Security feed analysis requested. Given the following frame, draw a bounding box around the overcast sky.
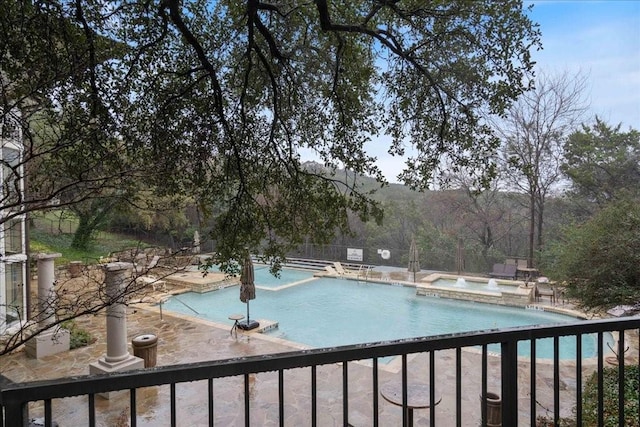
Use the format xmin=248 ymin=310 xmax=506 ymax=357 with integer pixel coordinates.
xmin=368 ymin=0 xmax=640 ymax=182
xmin=529 ymin=0 xmax=640 ymax=128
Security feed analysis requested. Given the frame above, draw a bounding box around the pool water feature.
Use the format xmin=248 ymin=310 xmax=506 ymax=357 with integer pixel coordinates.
xmin=162 ymin=275 xmax=609 ymax=360
xmin=433 ymin=277 xmax=514 ymax=294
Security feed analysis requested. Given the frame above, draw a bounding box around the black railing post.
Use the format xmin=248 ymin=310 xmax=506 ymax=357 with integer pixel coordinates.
xmin=1 ymin=402 xmax=27 ymax=427
xmin=1 ymin=375 xmax=27 ymax=427
xmin=501 ymin=339 xmax=518 ymax=426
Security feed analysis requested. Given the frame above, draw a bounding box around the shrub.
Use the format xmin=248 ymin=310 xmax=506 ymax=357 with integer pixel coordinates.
xmin=546 ymin=199 xmax=640 ymax=310
xmin=61 ymin=320 xmax=96 ymax=349
xmin=582 ymin=364 xmax=639 ymax=426
xmin=535 ymin=415 xmax=575 ymax=426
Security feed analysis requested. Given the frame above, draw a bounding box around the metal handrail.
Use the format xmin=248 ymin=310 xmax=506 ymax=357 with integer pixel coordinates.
xmin=2 ymin=317 xmax=640 ymax=426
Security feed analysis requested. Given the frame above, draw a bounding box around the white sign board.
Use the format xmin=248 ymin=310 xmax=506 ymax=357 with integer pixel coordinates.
xmin=346 ymin=248 xmax=363 ymax=262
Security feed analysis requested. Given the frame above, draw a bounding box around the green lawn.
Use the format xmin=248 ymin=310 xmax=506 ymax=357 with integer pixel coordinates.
xmin=29 ymin=211 xmax=148 ymax=264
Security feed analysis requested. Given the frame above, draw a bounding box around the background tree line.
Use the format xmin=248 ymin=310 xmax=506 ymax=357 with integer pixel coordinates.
xmin=90 ymin=112 xmax=639 ymax=314
xmin=27 ymin=67 xmax=638 ymax=312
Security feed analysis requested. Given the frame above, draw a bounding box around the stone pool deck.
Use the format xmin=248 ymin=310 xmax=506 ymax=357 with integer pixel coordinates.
xmin=2 ymin=279 xmax=637 ymax=426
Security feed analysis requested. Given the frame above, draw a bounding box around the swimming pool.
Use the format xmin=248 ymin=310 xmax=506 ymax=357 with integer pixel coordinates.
xmin=163 ymin=270 xmax=609 ymax=359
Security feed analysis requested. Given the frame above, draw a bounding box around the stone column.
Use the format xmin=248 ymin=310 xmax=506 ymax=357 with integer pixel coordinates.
xmin=26 ymin=253 xmax=70 ymax=358
xmin=90 ymin=262 xmax=144 ymax=398
xmin=104 ymin=262 xmax=132 ymax=362
xmin=37 ymin=254 xmax=59 ymax=324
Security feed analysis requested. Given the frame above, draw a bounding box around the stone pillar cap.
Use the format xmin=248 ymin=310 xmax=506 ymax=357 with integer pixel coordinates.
xmin=102 ymin=262 xmax=133 ymax=272
xmin=34 ymin=253 xmax=62 ymax=260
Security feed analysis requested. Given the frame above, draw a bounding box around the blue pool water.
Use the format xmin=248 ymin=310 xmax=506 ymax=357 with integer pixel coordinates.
xmin=204 ymin=264 xmax=316 ymax=289
xmin=164 ymin=271 xmax=609 ymax=359
xmin=251 ymin=266 xmax=316 ymax=289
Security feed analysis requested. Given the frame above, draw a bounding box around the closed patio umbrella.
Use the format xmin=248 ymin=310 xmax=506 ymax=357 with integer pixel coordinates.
xmin=408 ymin=236 xmax=420 ymax=282
xmin=238 ymin=253 xmax=259 ymax=330
xmin=193 ymin=230 xmax=200 ymax=254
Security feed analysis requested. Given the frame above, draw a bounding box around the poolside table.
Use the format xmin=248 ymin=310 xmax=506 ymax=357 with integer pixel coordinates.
xmin=228 ymin=314 xmax=245 ymax=338
xmin=380 ymin=383 xmax=441 ymax=427
xmin=516 ymin=267 xmax=539 ymax=281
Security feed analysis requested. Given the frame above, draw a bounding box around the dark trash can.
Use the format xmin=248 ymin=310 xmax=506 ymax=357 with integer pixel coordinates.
xmin=132 ymin=334 xmax=158 ymax=368
xmin=68 ymin=261 xmax=83 ymax=278
xmin=481 ymin=392 xmax=502 ymax=427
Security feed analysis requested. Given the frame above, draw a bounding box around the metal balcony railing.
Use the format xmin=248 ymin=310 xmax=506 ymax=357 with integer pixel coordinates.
xmin=2 ymin=317 xmax=639 ymax=426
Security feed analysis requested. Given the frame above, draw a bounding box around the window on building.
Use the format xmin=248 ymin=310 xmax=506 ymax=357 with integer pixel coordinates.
xmin=4 ymin=262 xmax=25 ymax=323
xmin=4 ymin=218 xmax=23 ymax=254
xmin=1 ymin=115 xmax=21 ymax=140
xmin=2 ymin=146 xmax=21 ymax=204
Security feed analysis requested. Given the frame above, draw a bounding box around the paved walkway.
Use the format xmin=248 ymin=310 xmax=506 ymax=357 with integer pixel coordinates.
xmin=2 ymin=280 xmax=637 ymax=426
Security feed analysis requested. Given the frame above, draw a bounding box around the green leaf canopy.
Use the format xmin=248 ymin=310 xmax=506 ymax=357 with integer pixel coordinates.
xmin=1 ymin=0 xmax=540 ymax=264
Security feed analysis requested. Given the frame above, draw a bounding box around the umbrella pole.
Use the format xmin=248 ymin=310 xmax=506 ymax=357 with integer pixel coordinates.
xmin=246 ymin=301 xmax=250 ymax=324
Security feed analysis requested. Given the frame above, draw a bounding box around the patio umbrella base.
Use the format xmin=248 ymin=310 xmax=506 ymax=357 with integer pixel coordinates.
xmin=237 ymin=320 xmax=260 ymax=331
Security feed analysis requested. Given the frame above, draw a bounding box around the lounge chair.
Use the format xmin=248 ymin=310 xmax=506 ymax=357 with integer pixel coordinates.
xmin=333 ymin=262 xmax=348 ymax=275
xmin=488 ymin=263 xmax=517 ymax=280
xmin=136 ymin=275 xmax=167 ymax=292
xmin=535 ymin=283 xmax=556 ymax=304
xmin=324 ymin=265 xmax=339 ymax=275
xmin=134 ymin=255 xmax=160 ymax=274
xmin=147 ymin=255 xmax=160 ymax=269
xmin=333 ymin=262 xmax=359 ymax=277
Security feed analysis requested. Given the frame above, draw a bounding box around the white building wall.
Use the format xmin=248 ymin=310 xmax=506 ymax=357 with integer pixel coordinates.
xmin=1 ymin=108 xmax=27 ymax=334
